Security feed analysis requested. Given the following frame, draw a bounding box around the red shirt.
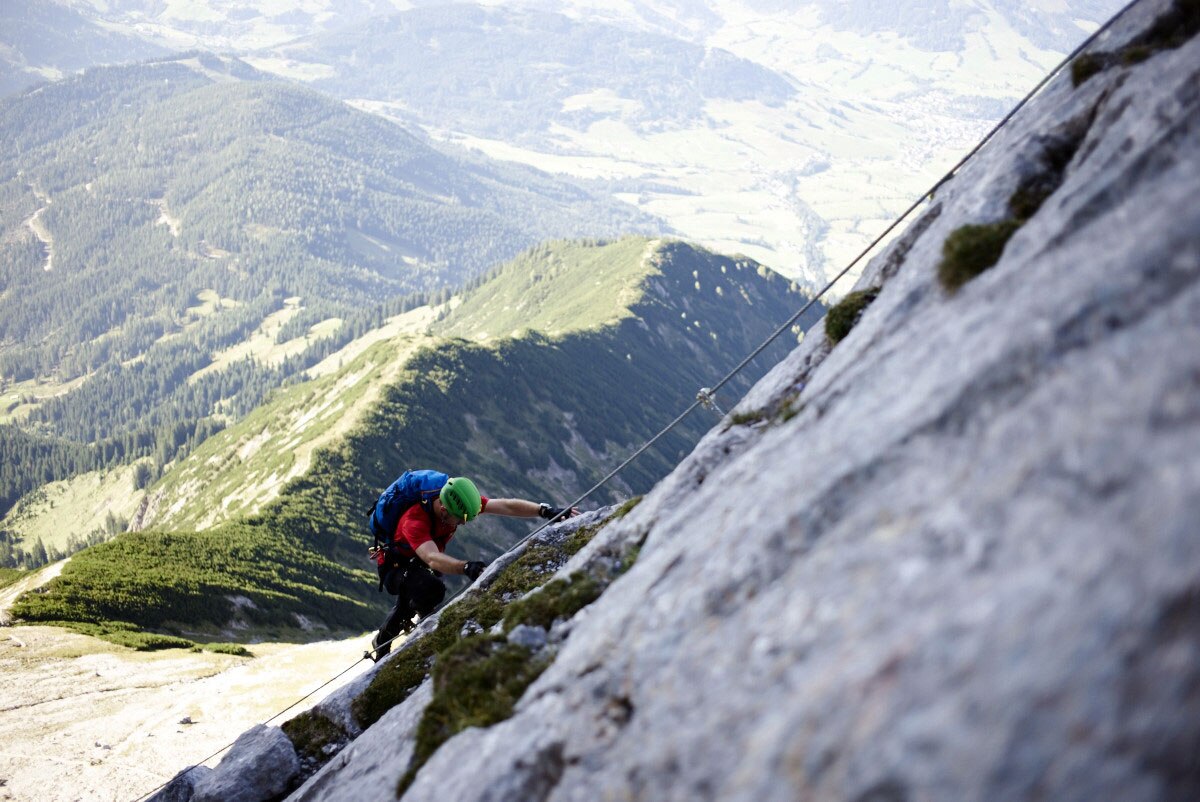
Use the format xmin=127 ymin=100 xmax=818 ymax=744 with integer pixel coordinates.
xmin=386 ymin=496 xmax=490 ymax=560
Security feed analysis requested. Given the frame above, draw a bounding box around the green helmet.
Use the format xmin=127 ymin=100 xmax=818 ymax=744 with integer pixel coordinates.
xmin=440 ymin=476 xmax=482 ymax=522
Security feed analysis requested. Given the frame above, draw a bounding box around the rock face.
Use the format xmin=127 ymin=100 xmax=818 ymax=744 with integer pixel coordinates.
xmin=150 ymin=725 xmax=300 ymax=802
xmin=391 ymin=2 xmax=1199 ymax=798
xmin=167 ymin=1 xmax=1200 ymax=799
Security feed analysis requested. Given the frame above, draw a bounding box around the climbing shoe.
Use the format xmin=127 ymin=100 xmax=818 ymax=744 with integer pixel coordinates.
xmin=367 ymin=631 xmax=391 ymax=663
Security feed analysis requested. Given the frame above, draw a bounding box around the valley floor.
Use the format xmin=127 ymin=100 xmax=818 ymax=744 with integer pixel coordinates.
xmin=0 ymin=626 xmax=373 ymax=802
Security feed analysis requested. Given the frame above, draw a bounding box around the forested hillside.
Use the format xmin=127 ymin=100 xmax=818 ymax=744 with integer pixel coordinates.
xmin=0 ymin=54 xmax=649 ymax=382
xmin=10 ymin=238 xmax=823 ymax=645
xmin=0 ymin=53 xmax=653 ymax=539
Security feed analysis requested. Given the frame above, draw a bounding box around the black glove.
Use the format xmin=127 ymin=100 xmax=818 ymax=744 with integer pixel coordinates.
xmin=538 ymin=503 xmax=570 ymax=521
xmin=464 ymin=560 xmax=486 ymax=581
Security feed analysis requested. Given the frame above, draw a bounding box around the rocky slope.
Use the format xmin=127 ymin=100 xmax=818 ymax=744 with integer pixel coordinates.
xmin=149 ymin=0 xmax=1200 ymax=799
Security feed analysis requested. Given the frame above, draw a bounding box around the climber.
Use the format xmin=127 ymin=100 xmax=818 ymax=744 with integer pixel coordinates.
xmin=367 ymin=471 xmax=578 ymax=661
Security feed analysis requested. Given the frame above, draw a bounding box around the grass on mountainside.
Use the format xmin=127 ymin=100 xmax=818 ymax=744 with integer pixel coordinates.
xmin=397 ymin=636 xmax=551 ymax=793
xmin=350 ymin=518 xmax=605 ymax=730
xmin=18 ymin=619 xmax=255 ymax=652
xmin=0 ymin=567 xmax=26 ymax=589
xmin=280 ymin=504 xmax=649 ymax=784
xmin=433 ymin=236 xmax=656 ymax=341
xmin=146 ymin=334 xmax=429 ymax=531
xmin=501 ymin=573 xmax=601 ymax=632
xmin=394 ymin=535 xmax=621 ymax=796
xmin=1 ymin=463 xmax=145 ymax=564
xmin=10 ymin=517 xmax=379 ymax=642
xmin=282 ymin=709 xmax=351 ymax=773
xmin=0 ymin=374 xmax=91 ymax=425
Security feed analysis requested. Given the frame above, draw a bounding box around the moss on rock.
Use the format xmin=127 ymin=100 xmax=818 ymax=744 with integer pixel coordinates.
xmin=825 ymin=288 xmax=881 ymax=344
xmin=937 ymin=221 xmax=1022 ymax=293
xmin=1071 ymin=52 xmax=1111 ymax=86
xmin=281 ymin=709 xmax=349 ymax=772
xmin=397 ymin=636 xmax=550 ymax=796
xmin=613 ymin=496 xmax=644 ymax=519
xmin=351 ymin=638 xmax=436 ymax=729
xmin=502 ymin=573 xmax=602 ymax=633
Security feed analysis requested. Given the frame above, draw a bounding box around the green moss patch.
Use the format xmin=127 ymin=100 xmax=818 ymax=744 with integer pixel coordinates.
xmin=614 ymin=496 xmax=644 ymax=519
xmin=937 ymin=221 xmax=1022 ymax=293
xmin=619 ymin=544 xmax=643 ymax=574
xmin=431 ymin=593 xmax=506 ymax=650
xmin=562 ymin=518 xmax=608 ymax=557
xmin=486 ymin=543 xmax=568 ymax=599
xmin=825 ymin=288 xmax=881 ymax=344
xmin=778 ymin=394 xmax=805 ymax=424
xmin=730 ymin=408 xmax=769 ymax=426
xmin=351 ymin=638 xmax=436 ymax=729
xmin=502 ymin=573 xmax=602 ymax=633
xmin=398 ymin=636 xmax=550 ymax=796
xmin=1071 ymin=52 xmax=1112 ymax=87
xmin=939 ymin=127 xmax=1084 ymax=295
xmin=281 ymin=709 xmax=349 ymax=772
xmin=1072 ymin=0 xmax=1199 ymax=86
xmin=357 ymin=519 xmax=617 ymax=791
xmin=1009 ymin=177 xmax=1057 ymax=222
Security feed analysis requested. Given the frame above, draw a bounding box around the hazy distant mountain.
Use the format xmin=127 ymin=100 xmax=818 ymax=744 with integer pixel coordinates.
xmin=0 ymin=0 xmax=168 ymax=96
xmin=269 ymin=5 xmax=795 ymax=144
xmin=21 ymin=1 xmax=1126 ymax=285
xmin=240 ymin=0 xmax=1125 ymax=286
xmin=733 ymin=0 xmax=1118 ymax=50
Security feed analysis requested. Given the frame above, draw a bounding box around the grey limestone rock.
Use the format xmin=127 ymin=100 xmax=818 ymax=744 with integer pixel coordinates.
xmin=288 ymin=680 xmax=433 ymax=801
xmin=382 ymin=3 xmax=1200 ymax=801
xmin=192 ymin=725 xmax=300 ymax=802
xmin=147 ymin=766 xmax=212 ymax=802
xmin=507 ymin=624 xmax=550 ymax=651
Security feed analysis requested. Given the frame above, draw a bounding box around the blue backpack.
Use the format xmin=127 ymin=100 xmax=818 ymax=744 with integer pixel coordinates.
xmin=368 ymin=469 xmax=448 ymax=552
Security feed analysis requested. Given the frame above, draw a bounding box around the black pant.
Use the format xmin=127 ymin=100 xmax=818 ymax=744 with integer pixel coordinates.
xmin=376 ymin=557 xmax=446 ymax=644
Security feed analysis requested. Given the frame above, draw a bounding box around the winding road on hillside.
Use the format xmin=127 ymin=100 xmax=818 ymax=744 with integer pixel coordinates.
xmin=23 ymin=188 xmax=53 ymax=272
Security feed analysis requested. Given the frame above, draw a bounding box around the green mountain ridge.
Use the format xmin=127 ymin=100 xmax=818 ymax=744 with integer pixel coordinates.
xmin=0 ymin=52 xmax=655 ymax=531
xmin=432 ymin=237 xmax=656 ymax=340
xmin=9 ymin=237 xmax=824 ymax=646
